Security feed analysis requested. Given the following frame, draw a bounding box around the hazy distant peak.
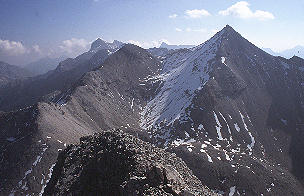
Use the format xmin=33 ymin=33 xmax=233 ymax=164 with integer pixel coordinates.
xmin=90 ymin=38 xmax=108 ymax=51
xmin=159 ymin=42 xmax=169 ymax=47
xmin=113 ymin=40 xmax=124 ymax=46
xmin=159 ymin=42 xmax=195 ymax=50
xmin=90 ymin=38 xmax=124 ymax=52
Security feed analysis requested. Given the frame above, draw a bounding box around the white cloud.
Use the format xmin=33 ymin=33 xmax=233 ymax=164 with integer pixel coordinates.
xmin=169 ymin=14 xmax=178 ymax=19
xmin=128 ymin=39 xmax=169 ymax=48
xmin=211 ymin=29 xmax=219 ymax=34
xmin=186 ymin=28 xmax=192 ymax=32
xmin=0 ymin=39 xmax=27 ymax=56
xmin=59 ymin=38 xmax=90 ymax=57
xmin=175 ymin=28 xmax=182 ymax=32
xmin=219 ymin=1 xmax=274 ymax=21
xmin=185 ymin=9 xmax=211 ymax=18
xmin=0 ymin=38 xmax=91 ymax=64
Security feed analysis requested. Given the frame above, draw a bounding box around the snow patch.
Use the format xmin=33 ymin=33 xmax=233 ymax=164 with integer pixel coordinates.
xmin=239 ymin=111 xmax=255 ymax=155
xmin=172 ymin=138 xmax=195 ymax=147
xmin=6 ymin=137 xmax=16 ymax=142
xmin=234 ymin=123 xmax=240 ymax=132
xmin=198 ymin=124 xmax=205 ymax=130
xmin=130 ymin=98 xmax=134 ymax=111
xmin=33 ymin=155 xmax=42 ymax=166
xmin=200 ymin=148 xmax=213 ymax=163
xmin=229 ymin=186 xmax=236 ymax=196
xmin=221 ymin=57 xmax=227 ymax=66
xmin=213 ymin=111 xmax=223 ymax=140
xmin=57 ymin=139 xmax=63 ymax=144
xmin=219 ymin=112 xmax=232 ymax=141
xmin=224 ymin=151 xmax=231 ymax=161
xmin=140 ymin=32 xmax=222 ymax=130
xmin=247 ymin=132 xmax=255 ymax=155
xmin=39 ymin=163 xmax=55 ymax=196
xmin=207 ymin=154 xmax=213 ymax=163
xmin=201 ymin=144 xmax=208 ymax=148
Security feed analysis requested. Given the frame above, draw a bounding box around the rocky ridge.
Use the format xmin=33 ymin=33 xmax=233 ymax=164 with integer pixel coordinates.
xmin=43 ymin=130 xmax=216 ymax=196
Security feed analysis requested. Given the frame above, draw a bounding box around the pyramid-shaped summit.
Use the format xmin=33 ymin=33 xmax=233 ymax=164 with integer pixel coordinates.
xmin=214 ymin=25 xmax=247 ymax=44
xmin=90 ymin=38 xmax=108 ymax=51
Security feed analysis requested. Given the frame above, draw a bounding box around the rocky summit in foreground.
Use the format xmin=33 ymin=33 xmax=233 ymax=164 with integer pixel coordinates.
xmin=43 ymin=130 xmax=216 ymax=196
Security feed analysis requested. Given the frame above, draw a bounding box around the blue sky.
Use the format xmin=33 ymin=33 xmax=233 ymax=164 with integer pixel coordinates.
xmin=0 ymin=0 xmax=303 ymax=64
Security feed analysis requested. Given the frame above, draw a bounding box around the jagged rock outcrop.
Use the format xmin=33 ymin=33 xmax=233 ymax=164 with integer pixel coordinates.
xmin=43 ymin=130 xmax=216 ymax=196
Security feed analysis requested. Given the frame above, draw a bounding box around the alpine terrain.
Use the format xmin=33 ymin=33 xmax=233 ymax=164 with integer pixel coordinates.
xmin=0 ymin=25 xmax=304 ymax=196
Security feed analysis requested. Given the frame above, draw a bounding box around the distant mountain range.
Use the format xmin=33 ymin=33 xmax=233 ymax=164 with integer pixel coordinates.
xmin=159 ymin=42 xmax=195 ymax=50
xmin=20 ymin=56 xmax=67 ymax=76
xmin=0 ymin=61 xmax=33 ymax=86
xmin=0 ymin=38 xmax=124 ymax=111
xmin=262 ymin=45 xmax=304 ymax=59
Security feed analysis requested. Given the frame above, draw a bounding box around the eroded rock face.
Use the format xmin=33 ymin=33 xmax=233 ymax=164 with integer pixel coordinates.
xmin=43 ymin=130 xmax=216 ymax=196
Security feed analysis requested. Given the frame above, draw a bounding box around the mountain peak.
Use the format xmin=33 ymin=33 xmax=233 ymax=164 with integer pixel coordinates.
xmin=224 ymin=24 xmax=233 ymax=29
xmin=90 ymin=38 xmax=124 ymax=52
xmin=160 ymin=42 xmax=169 ymax=47
xmin=220 ymin=24 xmax=238 ymax=36
xmin=290 ymin=55 xmax=304 ymax=65
xmin=113 ymin=40 xmax=123 ymax=45
xmin=90 ymin=38 xmax=107 ymax=51
xmin=212 ymin=24 xmax=252 ymax=52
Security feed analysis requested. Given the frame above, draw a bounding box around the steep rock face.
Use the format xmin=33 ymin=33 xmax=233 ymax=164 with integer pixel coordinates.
xmin=43 ymin=130 xmax=216 ymax=196
xmin=54 ymin=44 xmax=162 ymax=134
xmin=140 ymin=25 xmax=304 ymax=195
